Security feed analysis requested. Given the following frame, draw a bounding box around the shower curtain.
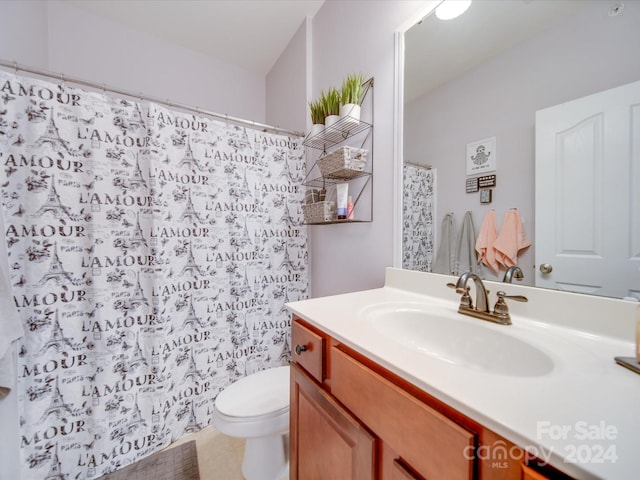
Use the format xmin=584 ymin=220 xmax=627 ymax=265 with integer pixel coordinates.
xmin=0 ymin=70 xmax=307 ymax=479
xmin=402 ymin=164 xmax=436 ymax=272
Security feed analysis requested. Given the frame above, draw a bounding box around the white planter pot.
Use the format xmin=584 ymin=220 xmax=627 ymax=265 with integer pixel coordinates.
xmin=310 ymin=123 xmax=325 ymax=137
xmin=340 ymin=103 xmax=361 ymax=122
xmin=325 ymin=115 xmax=340 ymax=128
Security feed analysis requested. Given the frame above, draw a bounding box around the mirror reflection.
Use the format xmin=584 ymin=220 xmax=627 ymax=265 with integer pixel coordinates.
xmin=402 ymin=0 xmax=640 ymax=300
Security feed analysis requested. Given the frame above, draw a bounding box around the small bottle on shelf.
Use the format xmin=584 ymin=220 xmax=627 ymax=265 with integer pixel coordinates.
xmin=347 ymin=195 xmax=354 ymax=220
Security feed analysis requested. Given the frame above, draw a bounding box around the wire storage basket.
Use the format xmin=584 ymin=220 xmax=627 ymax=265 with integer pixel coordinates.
xmin=302 ymin=201 xmax=336 ymax=224
xmin=317 ymin=146 xmax=368 ymax=179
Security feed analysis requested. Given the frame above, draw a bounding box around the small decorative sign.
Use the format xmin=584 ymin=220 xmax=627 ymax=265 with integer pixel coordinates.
xmin=466 ymin=136 xmax=497 ymax=176
xmin=480 ymin=188 xmax=493 ymax=204
xmin=465 ymin=177 xmax=479 ymax=193
xmin=478 ymin=174 xmax=496 ymax=188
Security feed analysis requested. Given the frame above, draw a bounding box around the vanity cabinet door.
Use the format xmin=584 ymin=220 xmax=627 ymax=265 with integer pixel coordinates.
xmin=392 ymin=460 xmax=424 ymax=480
xmin=290 ymin=362 xmax=376 ymax=480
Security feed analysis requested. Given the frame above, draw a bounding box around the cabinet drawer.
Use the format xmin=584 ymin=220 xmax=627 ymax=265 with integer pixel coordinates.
xmin=291 ymin=320 xmax=325 ymax=382
xmin=331 ymin=346 xmax=474 ymax=480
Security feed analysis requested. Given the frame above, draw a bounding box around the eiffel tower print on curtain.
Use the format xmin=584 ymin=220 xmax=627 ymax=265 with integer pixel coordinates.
xmin=40 ymin=310 xmax=76 ymax=354
xmin=181 ymin=296 xmax=206 ymax=330
xmin=129 ymin=272 xmax=149 ymax=309
xmin=179 ymin=190 xmax=204 ymax=223
xmin=33 ymin=175 xmax=73 ymax=219
xmin=40 ymin=377 xmax=75 ymax=422
xmin=278 ymin=201 xmax=296 ymax=228
xmin=184 ymin=401 xmax=202 ymax=434
xmin=130 ymin=213 xmax=148 ymax=248
xmin=130 ymin=154 xmax=148 ymax=190
xmin=230 ymin=167 xmax=252 ymax=200
xmin=180 ymin=244 xmax=206 ymax=277
xmin=35 ymin=109 xmax=72 ymax=154
xmin=43 ymin=445 xmax=66 ymax=480
xmin=38 ymin=244 xmax=78 ymax=286
xmin=126 ymin=332 xmax=148 ymax=370
xmin=183 ymin=350 xmax=206 ymax=383
xmin=179 ymin=136 xmax=205 ymax=171
xmin=126 ymin=395 xmax=147 ymax=434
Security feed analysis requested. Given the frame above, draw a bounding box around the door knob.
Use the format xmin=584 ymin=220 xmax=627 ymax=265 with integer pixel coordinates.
xmin=294 ymin=344 xmax=308 ymax=355
xmin=539 ymin=263 xmax=553 ymax=274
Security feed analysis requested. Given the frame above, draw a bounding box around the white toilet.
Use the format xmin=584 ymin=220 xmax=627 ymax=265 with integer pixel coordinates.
xmin=212 ymin=365 xmax=290 ymax=480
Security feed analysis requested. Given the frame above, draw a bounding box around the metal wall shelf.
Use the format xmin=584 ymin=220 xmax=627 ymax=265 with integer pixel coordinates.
xmin=301 ymin=78 xmax=374 ymax=225
xmin=304 ymin=219 xmax=372 ymax=226
xmin=303 ymin=172 xmax=371 ymax=189
xmin=303 ymin=117 xmax=372 ymax=150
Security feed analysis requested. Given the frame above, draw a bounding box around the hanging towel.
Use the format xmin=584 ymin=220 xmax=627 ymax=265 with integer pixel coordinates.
xmin=433 ymin=213 xmax=456 ymax=275
xmin=0 ymin=207 xmax=22 ymax=398
xmin=455 ymin=211 xmax=478 ymax=275
xmin=475 ymin=209 xmax=500 ymax=275
xmin=494 ymin=209 xmax=531 ymax=268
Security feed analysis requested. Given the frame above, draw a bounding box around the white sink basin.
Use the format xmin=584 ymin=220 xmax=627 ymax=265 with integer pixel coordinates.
xmin=360 ymin=303 xmax=555 ymax=377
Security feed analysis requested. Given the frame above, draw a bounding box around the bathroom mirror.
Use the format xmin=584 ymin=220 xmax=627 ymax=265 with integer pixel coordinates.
xmin=399 ymin=0 xmax=640 ymax=300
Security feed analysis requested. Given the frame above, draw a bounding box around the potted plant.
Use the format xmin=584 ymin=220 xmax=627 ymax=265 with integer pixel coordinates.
xmin=340 ymin=73 xmax=365 ymax=124
xmin=309 ymin=99 xmax=325 ymax=137
xmin=322 ymin=87 xmax=341 ymax=128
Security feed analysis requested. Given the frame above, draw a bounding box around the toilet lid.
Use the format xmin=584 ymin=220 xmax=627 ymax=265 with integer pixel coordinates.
xmin=215 ymin=366 xmax=290 ymax=417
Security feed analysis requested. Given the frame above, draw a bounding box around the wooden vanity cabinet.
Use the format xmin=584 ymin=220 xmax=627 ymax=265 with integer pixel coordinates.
xmin=290 ymin=317 xmax=573 ymax=480
xmin=291 ymin=363 xmax=376 ymax=479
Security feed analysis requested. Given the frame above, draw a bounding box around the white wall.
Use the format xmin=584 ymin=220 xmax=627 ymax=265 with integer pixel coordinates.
xmin=266 ymin=18 xmax=309 ymax=134
xmin=404 ymin=0 xmax=640 ymax=283
xmin=307 ymin=1 xmax=426 ymax=297
xmin=0 ymin=0 xmax=266 ymax=122
xmin=0 ymin=0 xmax=49 ymax=67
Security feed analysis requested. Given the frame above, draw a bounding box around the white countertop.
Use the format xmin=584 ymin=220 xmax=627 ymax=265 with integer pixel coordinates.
xmin=286 ymin=268 xmax=640 ymax=480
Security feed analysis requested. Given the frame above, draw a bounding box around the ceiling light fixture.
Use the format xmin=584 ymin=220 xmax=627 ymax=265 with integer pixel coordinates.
xmin=435 ymin=0 xmax=472 ymax=20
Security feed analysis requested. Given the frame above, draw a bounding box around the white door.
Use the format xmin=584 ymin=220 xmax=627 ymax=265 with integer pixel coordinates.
xmin=535 ymin=80 xmax=640 ymax=299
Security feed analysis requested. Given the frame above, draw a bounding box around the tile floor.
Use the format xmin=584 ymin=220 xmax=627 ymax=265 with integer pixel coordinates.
xmin=166 ymin=426 xmax=289 ymax=480
xmin=166 ymin=426 xmax=245 ymax=479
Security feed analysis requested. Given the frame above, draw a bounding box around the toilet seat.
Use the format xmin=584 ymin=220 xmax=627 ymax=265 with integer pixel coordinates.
xmin=214 ymin=405 xmax=288 ymax=423
xmin=215 ymin=365 xmax=290 ymax=418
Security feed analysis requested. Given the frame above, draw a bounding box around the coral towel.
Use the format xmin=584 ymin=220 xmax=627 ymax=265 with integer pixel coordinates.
xmin=494 ymin=209 xmax=531 ymax=268
xmin=475 ymin=209 xmax=499 ymax=275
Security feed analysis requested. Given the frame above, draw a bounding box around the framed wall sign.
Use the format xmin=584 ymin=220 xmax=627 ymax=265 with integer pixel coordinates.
xmin=466 ymin=136 xmax=496 ymax=176
xmin=465 ymin=177 xmax=479 ymax=193
xmin=478 ymin=174 xmax=497 ymax=188
xmin=480 ymin=188 xmax=493 ymax=204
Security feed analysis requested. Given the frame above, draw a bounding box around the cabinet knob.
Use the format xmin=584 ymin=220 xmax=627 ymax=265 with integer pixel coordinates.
xmin=295 ymin=344 xmax=308 ymax=355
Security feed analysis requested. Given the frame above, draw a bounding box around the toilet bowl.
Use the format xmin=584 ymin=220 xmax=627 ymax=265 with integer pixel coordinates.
xmin=212 ymin=365 xmax=290 ymax=480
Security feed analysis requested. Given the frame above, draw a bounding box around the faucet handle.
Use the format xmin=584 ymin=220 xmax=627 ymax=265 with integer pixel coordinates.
xmin=447 ymin=283 xmax=473 ymax=308
xmin=496 ymin=291 xmax=528 ymax=302
xmin=493 ymin=291 xmax=528 ymax=321
xmin=448 ymin=282 xmax=473 ymax=308
xmin=459 ymin=287 xmax=472 ymax=308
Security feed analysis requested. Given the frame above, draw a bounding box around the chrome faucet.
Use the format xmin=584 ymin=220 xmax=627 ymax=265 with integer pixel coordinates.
xmin=502 ymin=266 xmax=524 ymax=283
xmin=448 ymin=272 xmax=528 ymax=325
xmin=454 ymin=272 xmax=490 ymax=313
